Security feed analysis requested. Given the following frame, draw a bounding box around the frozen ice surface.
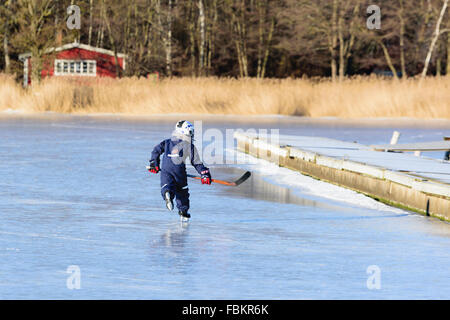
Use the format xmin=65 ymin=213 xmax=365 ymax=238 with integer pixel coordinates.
xmin=0 ymin=114 xmax=449 ymax=299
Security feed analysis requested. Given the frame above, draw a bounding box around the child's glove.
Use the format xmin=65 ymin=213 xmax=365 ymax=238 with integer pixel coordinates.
xmin=201 ymin=169 xmax=211 ymax=185
xmin=148 ymin=161 xmax=160 ymax=174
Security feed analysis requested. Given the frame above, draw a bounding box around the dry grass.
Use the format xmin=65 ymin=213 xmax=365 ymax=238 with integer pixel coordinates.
xmin=0 ymin=74 xmax=25 ymax=112
xmin=1 ymin=74 xmax=449 ymax=118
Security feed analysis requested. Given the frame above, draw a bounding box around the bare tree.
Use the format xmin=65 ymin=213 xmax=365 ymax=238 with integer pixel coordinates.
xmin=101 ymin=0 xmax=120 ymax=77
xmin=88 ymin=0 xmax=94 ymax=45
xmin=156 ymin=0 xmax=174 ymax=76
xmin=198 ymin=0 xmax=205 ymax=74
xmin=1 ymin=0 xmax=13 ymax=74
xmin=14 ymin=0 xmax=56 ymax=83
xmin=225 ymin=0 xmax=250 ymax=77
xmin=359 ymin=1 xmax=402 ymax=79
xmin=398 ymin=0 xmax=407 ymax=77
xmin=256 ymin=0 xmax=276 ymax=79
xmin=421 ymin=0 xmax=449 ymax=78
xmin=337 ymin=1 xmax=360 ymax=81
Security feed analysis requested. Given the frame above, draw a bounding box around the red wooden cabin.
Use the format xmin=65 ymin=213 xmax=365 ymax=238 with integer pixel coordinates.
xmin=19 ymin=42 xmax=127 ymax=87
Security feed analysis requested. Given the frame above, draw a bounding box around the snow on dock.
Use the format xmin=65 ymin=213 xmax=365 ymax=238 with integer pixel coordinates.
xmin=371 ymin=141 xmax=450 ymax=152
xmin=234 ymin=132 xmax=450 ymax=221
xmin=279 ymin=135 xmax=450 ymax=184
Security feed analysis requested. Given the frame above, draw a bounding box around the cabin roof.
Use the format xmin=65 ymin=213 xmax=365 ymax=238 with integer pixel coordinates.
xmin=19 ymin=42 xmax=127 ymax=60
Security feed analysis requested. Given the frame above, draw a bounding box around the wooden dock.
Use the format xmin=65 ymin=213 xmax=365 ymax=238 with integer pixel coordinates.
xmin=234 ymin=132 xmax=450 ymax=221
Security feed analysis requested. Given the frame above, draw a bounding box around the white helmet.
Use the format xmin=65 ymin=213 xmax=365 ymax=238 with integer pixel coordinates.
xmin=175 ymin=120 xmax=194 ymax=139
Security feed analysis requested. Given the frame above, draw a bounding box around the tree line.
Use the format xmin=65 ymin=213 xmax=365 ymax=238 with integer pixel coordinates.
xmin=0 ymin=0 xmax=449 ymax=81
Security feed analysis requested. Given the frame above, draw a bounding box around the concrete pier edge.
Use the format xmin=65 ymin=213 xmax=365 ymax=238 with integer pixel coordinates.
xmin=234 ymin=132 xmax=450 ymax=222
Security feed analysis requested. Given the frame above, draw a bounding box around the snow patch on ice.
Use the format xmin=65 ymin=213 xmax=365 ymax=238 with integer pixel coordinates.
xmin=226 ymin=148 xmax=407 ymax=214
xmin=1 ymin=108 xmax=27 ymax=114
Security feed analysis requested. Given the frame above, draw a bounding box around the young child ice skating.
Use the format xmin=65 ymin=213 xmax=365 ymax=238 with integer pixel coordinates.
xmin=148 ymin=120 xmax=211 ymax=219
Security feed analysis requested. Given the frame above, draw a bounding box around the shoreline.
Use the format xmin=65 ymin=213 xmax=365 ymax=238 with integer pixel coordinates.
xmin=2 ymin=110 xmax=450 ymax=128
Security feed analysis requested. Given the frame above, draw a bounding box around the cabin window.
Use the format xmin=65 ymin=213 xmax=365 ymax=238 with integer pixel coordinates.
xmin=88 ymin=62 xmax=95 ymax=74
xmin=55 ymin=62 xmax=61 ymax=73
xmin=54 ymin=59 xmax=96 ymax=76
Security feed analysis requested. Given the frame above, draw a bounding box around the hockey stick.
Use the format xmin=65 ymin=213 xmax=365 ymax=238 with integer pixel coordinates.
xmin=187 ymin=171 xmax=251 ymax=187
xmin=146 ymin=166 xmax=251 ymax=187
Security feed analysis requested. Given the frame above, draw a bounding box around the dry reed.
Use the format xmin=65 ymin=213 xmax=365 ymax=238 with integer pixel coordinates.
xmin=1 ymin=74 xmax=449 ymax=118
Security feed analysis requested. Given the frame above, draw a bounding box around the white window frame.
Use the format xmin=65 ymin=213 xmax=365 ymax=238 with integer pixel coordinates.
xmin=54 ymin=59 xmax=97 ymax=76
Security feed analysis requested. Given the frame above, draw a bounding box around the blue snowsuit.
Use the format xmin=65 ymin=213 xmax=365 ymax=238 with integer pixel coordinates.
xmin=150 ymin=136 xmax=208 ymax=212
